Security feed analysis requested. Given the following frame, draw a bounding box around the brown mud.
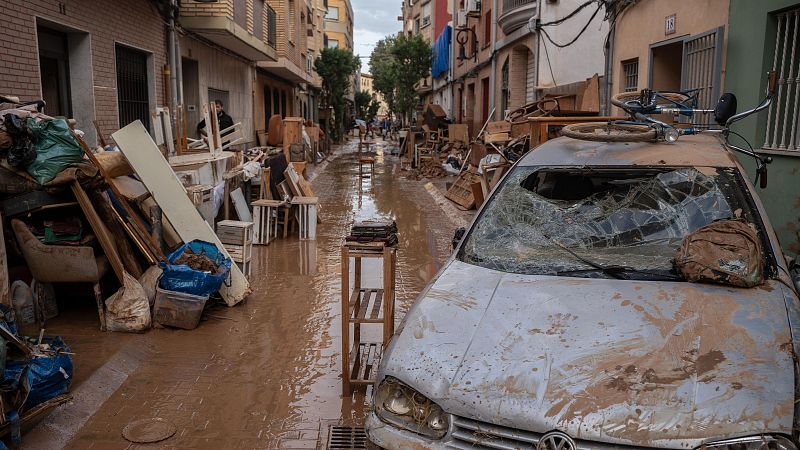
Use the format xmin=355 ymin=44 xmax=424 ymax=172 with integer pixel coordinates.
xmin=24 ymin=139 xmax=464 ymax=449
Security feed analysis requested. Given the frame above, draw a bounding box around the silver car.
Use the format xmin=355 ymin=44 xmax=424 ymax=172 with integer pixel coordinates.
xmin=366 ymin=135 xmax=800 ymax=450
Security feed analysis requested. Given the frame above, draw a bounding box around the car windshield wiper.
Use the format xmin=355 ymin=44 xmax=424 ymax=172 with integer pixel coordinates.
xmin=556 ymin=267 xmax=684 ymax=281
xmin=541 ymin=233 xmax=627 ymax=280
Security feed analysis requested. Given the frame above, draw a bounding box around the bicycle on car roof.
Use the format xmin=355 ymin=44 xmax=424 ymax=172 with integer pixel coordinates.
xmin=560 ymin=71 xmax=778 ymax=188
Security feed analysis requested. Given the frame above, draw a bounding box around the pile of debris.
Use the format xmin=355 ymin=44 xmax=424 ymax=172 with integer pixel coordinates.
xmin=346 ymin=221 xmax=398 ymax=247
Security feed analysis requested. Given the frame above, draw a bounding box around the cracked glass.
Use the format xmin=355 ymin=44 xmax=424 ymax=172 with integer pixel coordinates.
xmin=459 ymin=166 xmax=760 ymax=278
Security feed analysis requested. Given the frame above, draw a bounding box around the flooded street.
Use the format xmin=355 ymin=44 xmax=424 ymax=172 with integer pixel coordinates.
xmin=23 ymin=139 xmax=468 ymax=449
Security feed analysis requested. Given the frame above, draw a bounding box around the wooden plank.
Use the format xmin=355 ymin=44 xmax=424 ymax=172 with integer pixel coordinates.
xmin=448 ymin=124 xmax=469 ymax=144
xmin=0 ymin=213 xmax=8 ymax=305
xmin=230 ymin=188 xmax=252 ymax=222
xmin=486 ymin=120 xmax=512 ymax=134
xmin=71 ymin=182 xmax=125 ymax=283
xmin=484 ymin=132 xmax=510 ymax=144
xmin=113 ymin=121 xmax=250 ymax=307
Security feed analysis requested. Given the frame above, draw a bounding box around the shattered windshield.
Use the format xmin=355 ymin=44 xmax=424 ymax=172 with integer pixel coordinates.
xmin=459 ymin=166 xmax=760 ymax=279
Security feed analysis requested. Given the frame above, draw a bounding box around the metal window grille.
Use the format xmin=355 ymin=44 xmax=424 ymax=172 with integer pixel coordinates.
xmin=681 ymin=27 xmax=724 ymax=126
xmin=764 ymin=7 xmax=800 ymax=152
xmin=622 ymin=59 xmax=638 ymax=92
xmin=115 ymin=45 xmax=150 ymax=131
xmin=267 ymin=5 xmax=277 ymax=48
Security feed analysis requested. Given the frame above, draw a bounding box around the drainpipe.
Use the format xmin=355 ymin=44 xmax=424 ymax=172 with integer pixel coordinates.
xmin=168 ymin=0 xmax=179 ymax=115
xmin=176 ymin=25 xmax=183 ymax=106
xmin=533 ymin=0 xmax=542 ymax=101
xmin=488 ymin=0 xmax=498 ymax=120
xmin=602 ymin=14 xmax=615 ymax=116
xmin=449 ymin=0 xmax=455 ymax=119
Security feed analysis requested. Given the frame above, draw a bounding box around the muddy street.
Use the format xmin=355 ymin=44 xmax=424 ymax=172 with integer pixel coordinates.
xmin=22 ymin=139 xmax=466 ymax=449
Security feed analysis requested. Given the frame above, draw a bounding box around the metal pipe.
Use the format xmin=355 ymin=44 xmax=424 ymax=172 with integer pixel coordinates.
xmin=488 ymin=0 xmax=498 ymax=120
xmin=450 ymin=0 xmax=456 ymax=120
xmin=603 ymin=12 xmax=615 ymax=116
xmin=176 ymin=24 xmax=183 ymax=105
xmin=167 ymin=0 xmax=178 ymax=115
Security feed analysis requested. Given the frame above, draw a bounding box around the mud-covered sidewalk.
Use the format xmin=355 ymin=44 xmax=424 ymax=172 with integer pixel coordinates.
xmin=22 ymin=139 xmax=469 ymax=449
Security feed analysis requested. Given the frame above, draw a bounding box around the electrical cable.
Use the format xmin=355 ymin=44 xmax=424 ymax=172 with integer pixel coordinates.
xmin=538 ymin=0 xmax=598 ymax=27
xmin=541 ymin=37 xmax=557 ymax=88
xmin=538 ymin=2 xmax=603 ymax=49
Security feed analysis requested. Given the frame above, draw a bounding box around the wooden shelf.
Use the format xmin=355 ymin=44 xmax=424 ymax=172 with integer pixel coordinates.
xmin=349 ymin=288 xmax=385 ymax=323
xmin=349 ymin=342 xmax=383 ymax=385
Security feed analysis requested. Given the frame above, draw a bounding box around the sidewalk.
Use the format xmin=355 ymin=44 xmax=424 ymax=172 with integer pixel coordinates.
xmin=23 ymin=138 xmax=468 ymax=449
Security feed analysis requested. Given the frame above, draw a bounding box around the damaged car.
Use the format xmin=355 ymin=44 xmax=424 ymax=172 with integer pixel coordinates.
xmin=366 ymin=135 xmax=800 ymax=450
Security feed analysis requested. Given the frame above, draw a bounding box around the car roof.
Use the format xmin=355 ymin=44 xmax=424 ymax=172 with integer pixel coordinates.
xmin=518 ymin=134 xmax=738 ymax=168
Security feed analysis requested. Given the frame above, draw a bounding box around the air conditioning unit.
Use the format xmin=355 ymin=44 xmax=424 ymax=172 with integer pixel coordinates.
xmin=455 ymin=9 xmax=468 ymax=29
xmin=466 ymin=0 xmax=481 ymax=15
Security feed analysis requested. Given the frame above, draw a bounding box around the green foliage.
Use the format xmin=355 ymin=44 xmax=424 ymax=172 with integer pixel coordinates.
xmin=355 ymin=91 xmax=373 ymax=119
xmin=369 ymin=37 xmax=398 ymax=117
xmin=314 ymin=47 xmax=360 ymax=142
xmin=392 ymin=34 xmax=432 ymax=122
xmin=369 ymin=34 xmax=432 ymax=124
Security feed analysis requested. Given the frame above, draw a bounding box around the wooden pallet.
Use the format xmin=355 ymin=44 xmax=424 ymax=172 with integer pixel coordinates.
xmin=349 ymin=288 xmax=385 ymax=323
xmin=349 ymin=342 xmax=383 ymax=386
xmin=445 ymin=168 xmax=479 ymax=210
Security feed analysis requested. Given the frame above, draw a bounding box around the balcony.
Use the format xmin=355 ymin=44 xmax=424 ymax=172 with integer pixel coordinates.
xmin=497 ymin=0 xmax=537 ymax=35
xmin=180 ymin=0 xmax=276 ymax=61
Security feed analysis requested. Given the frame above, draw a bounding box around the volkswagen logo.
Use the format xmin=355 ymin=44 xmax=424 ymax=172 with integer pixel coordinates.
xmin=536 ymin=431 xmax=577 ymax=450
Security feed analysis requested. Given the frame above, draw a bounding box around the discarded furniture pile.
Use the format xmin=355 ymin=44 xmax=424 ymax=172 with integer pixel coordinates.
xmin=340 ymin=221 xmax=398 ymax=395
xmin=396 ymin=75 xmax=623 ymax=211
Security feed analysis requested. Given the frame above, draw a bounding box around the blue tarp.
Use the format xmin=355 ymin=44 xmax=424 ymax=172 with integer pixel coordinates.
xmin=432 ymin=26 xmax=452 ymax=79
xmin=160 ymin=240 xmax=232 ymax=297
xmin=3 ymin=337 xmax=73 ymax=410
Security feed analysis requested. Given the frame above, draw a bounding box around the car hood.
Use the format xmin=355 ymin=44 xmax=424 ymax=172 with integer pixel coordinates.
xmin=380 ymin=260 xmax=796 ymax=448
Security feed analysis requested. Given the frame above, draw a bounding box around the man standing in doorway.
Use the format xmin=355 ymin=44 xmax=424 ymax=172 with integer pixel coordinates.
xmin=197 ymin=99 xmax=234 ymax=143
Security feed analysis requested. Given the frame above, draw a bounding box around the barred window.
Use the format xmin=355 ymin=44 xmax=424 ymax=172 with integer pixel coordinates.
xmin=622 ymin=58 xmax=638 ymax=92
xmin=764 ymin=7 xmax=800 ymax=152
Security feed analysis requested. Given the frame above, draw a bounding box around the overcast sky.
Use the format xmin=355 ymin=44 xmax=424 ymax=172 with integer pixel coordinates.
xmin=352 ymin=0 xmax=403 ymax=72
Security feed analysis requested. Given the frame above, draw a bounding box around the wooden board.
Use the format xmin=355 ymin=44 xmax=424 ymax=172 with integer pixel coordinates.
xmin=484 ymin=132 xmax=510 ymax=144
xmin=486 ymin=121 xmax=512 ymax=134
xmin=282 ymin=117 xmax=304 ymax=163
xmin=445 ymin=168 xmax=479 ymax=210
xmin=71 ymin=182 xmax=125 ymax=283
xmin=230 ymin=188 xmax=253 ymax=222
xmin=113 ymin=121 xmax=250 ymax=306
xmin=0 ymin=213 xmax=8 ymax=305
xmin=448 ymin=124 xmax=469 ymax=144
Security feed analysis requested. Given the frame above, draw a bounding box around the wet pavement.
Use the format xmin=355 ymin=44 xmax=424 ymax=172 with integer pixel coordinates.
xmin=23 ymin=138 xmax=471 ymax=449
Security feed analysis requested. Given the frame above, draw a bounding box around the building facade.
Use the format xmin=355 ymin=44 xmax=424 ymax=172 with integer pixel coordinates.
xmin=359 ymin=73 xmax=389 ymax=118
xmin=0 ymin=0 xmax=169 ymax=146
xmin=325 ymin=0 xmax=354 ymax=50
xmin=724 ymin=0 xmax=800 ymax=257
xmin=607 ymin=0 xmax=730 ymax=116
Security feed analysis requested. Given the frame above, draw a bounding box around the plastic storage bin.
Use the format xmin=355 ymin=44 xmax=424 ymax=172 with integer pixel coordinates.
xmin=153 ymin=286 xmax=209 ymax=330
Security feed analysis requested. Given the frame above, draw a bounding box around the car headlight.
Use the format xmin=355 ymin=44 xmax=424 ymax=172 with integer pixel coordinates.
xmin=698 ymin=435 xmax=797 ymax=450
xmin=374 ymin=377 xmax=450 ymax=439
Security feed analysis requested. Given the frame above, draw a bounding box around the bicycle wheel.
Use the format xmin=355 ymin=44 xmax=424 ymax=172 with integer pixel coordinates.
xmin=560 ymin=122 xmax=657 ymax=143
xmin=611 ymin=91 xmax=693 ymax=111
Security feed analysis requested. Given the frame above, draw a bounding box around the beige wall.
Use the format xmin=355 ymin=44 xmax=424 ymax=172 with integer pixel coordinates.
xmin=612 ymin=0 xmax=730 ymax=97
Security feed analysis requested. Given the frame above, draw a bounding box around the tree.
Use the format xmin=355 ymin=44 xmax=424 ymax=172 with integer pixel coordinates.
xmin=314 ymin=47 xmax=360 ymax=142
xmin=369 ymin=37 xmax=398 ymax=118
xmin=355 ymin=91 xmax=373 ymax=119
xmin=391 ymin=34 xmax=432 ymax=123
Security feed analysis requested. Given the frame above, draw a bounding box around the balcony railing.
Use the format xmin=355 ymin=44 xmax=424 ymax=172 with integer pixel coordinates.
xmin=498 ymin=0 xmax=537 ymax=34
xmin=503 ymin=0 xmax=535 ymax=10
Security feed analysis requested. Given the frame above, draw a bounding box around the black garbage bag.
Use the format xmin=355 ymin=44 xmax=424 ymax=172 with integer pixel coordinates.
xmin=2 ymin=114 xmax=35 ymax=168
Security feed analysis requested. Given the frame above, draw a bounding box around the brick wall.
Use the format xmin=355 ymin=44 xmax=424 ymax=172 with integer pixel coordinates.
xmin=181 ymin=0 xmax=234 ymax=19
xmin=0 ymin=0 xmax=167 ymax=144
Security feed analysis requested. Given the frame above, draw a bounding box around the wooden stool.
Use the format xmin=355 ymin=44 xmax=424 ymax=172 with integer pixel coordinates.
xmin=359 ymin=157 xmax=375 ymax=178
xmin=252 ymin=199 xmax=286 ymax=245
xmin=291 ymin=197 xmax=319 ymax=240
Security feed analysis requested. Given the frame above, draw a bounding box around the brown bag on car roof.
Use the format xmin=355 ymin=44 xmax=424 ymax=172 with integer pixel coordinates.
xmin=674 ymin=219 xmax=764 ymax=288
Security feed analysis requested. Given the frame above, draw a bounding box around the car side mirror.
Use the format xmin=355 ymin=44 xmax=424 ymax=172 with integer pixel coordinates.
xmin=452 ymin=227 xmax=466 ymax=251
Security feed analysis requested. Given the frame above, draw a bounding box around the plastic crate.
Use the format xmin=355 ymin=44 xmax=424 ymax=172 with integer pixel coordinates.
xmin=153 ymin=286 xmax=209 ymax=330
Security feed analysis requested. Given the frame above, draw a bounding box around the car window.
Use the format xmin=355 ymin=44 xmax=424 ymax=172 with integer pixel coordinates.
xmin=458 ymin=166 xmax=767 ymax=279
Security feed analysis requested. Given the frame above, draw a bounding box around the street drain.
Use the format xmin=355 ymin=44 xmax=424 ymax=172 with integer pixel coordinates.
xmin=326 ymin=425 xmax=367 ymax=449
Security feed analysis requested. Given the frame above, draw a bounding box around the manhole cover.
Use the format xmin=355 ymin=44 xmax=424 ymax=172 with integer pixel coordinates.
xmin=326 ymin=425 xmax=367 ymax=449
xmin=122 ymin=418 xmax=177 ymax=443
